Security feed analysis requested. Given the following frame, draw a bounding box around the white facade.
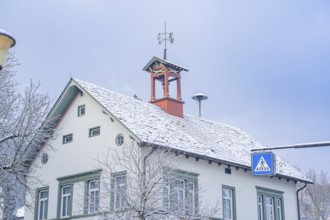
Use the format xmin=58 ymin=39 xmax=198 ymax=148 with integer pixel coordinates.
xmin=25 ymin=79 xmax=309 ymax=220
xmin=26 ymin=86 xmax=135 ymax=219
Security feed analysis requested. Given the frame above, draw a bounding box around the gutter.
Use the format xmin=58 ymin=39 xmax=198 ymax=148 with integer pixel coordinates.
xmin=296 ymin=182 xmax=307 ymax=220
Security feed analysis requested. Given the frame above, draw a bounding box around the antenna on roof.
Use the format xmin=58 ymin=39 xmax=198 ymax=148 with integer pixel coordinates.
xmin=192 ymin=93 xmax=208 ymax=118
xmin=158 ymin=22 xmax=174 ymax=60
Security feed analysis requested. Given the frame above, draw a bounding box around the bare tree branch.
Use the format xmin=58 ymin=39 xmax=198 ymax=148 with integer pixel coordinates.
xmin=0 ymin=51 xmax=55 ymax=220
xmin=0 ymin=134 xmax=18 ymax=145
xmin=91 ymin=140 xmax=219 ymax=220
xmin=299 ymin=169 xmax=330 ymax=220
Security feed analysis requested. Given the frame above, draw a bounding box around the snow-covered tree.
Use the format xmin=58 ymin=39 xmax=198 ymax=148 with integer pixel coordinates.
xmin=0 ymin=52 xmax=54 ymax=220
xmin=96 ymin=140 xmax=219 ymax=220
xmin=299 ymin=169 xmax=330 ymax=220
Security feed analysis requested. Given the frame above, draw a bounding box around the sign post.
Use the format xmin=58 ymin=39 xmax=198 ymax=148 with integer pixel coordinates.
xmin=251 ymin=152 xmax=276 ymax=176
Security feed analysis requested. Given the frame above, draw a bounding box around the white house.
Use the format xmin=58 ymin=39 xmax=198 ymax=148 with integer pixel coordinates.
xmin=25 ymin=56 xmax=311 ymax=220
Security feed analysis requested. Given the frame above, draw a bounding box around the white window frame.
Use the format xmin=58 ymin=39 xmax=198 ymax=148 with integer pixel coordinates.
xmin=60 ymin=185 xmax=72 ymax=218
xmin=265 ymin=196 xmax=275 ymax=220
xmin=113 ymin=173 xmax=126 ymax=210
xmin=78 ymin=104 xmax=85 ymax=117
xmin=222 ymin=186 xmax=236 ymax=220
xmin=37 ymin=189 xmax=48 ymax=220
xmin=258 ymin=195 xmax=264 ymax=220
xmin=89 ymin=126 xmax=100 ymax=137
xmin=256 ymin=187 xmax=284 ymax=220
xmin=186 ymin=180 xmax=197 ymax=215
xmin=173 ymin=179 xmax=185 ymax=214
xmin=163 ymin=170 xmax=199 ymax=216
xmin=88 ymin=180 xmax=100 ymax=213
xmin=62 ymin=134 xmax=73 ymax=144
xmin=276 ymin=199 xmax=283 ymax=220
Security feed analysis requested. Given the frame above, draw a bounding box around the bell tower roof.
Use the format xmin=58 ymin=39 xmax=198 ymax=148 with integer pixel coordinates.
xmin=143 ymin=56 xmax=189 ymax=73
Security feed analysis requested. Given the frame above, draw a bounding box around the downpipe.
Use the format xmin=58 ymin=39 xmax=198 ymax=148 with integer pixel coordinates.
xmin=296 ymin=182 xmax=307 ymax=220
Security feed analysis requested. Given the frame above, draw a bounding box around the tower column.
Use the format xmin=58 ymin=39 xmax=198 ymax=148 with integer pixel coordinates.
xmin=151 ymin=75 xmax=156 ymax=101
xmin=164 ymin=68 xmax=169 ymax=97
xmin=177 ymin=76 xmax=182 ymax=101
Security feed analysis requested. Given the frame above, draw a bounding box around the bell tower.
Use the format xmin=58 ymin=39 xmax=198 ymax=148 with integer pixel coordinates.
xmin=143 ymin=25 xmax=188 ymax=117
xmin=143 ymin=57 xmax=188 ymax=117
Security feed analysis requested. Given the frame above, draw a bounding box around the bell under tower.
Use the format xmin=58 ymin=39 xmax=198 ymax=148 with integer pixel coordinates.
xmin=143 ymin=57 xmax=188 ymax=118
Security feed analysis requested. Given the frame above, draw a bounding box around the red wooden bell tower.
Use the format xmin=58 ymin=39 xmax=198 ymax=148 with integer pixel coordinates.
xmin=143 ymin=56 xmax=189 ymax=118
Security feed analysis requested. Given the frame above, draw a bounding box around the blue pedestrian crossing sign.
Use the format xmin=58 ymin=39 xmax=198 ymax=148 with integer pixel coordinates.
xmin=251 ymin=152 xmax=276 ymax=176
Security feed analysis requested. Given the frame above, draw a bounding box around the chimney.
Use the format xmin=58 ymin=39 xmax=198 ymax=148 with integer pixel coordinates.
xmin=143 ymin=56 xmax=189 ymax=117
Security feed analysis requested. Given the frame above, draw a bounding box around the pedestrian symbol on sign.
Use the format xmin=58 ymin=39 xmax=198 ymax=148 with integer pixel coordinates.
xmin=254 ymin=156 xmax=271 ymax=172
xmin=251 ymin=152 xmax=276 ymax=176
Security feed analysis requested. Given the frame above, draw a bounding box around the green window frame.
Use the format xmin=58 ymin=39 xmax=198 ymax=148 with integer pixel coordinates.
xmin=222 ymin=185 xmax=236 ymax=220
xmin=85 ymin=179 xmax=100 ymax=214
xmin=35 ymin=187 xmax=49 ymax=220
xmin=163 ymin=169 xmax=199 ymax=216
xmin=78 ymin=104 xmax=85 ymax=117
xmin=89 ymin=126 xmax=100 ymax=137
xmin=256 ymin=186 xmax=284 ymax=220
xmin=110 ymin=171 xmax=127 ymax=211
xmin=56 ymin=169 xmax=102 ymax=218
xmin=115 ymin=134 xmax=124 ymax=146
xmin=62 ymin=134 xmax=73 ymax=144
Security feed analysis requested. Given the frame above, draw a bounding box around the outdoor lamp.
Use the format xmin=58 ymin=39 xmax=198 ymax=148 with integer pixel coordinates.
xmin=0 ymin=29 xmax=16 ymax=71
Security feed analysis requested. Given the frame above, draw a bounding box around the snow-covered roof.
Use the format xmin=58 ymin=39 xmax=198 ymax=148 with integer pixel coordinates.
xmin=73 ymin=79 xmax=310 ymax=183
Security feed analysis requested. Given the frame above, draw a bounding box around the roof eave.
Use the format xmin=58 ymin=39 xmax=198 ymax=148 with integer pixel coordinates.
xmin=142 ymin=56 xmax=189 ymax=72
xmin=140 ymin=141 xmax=313 ymax=184
xmin=25 ymin=78 xmax=82 ymax=169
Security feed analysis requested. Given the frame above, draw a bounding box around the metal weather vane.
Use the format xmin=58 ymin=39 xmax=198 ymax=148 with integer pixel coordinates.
xmin=158 ymin=23 xmax=174 ymax=60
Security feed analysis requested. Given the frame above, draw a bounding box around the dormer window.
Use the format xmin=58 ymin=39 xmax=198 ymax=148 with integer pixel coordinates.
xmin=78 ymin=105 xmax=85 ymax=117
xmin=89 ymin=127 xmax=100 ymax=137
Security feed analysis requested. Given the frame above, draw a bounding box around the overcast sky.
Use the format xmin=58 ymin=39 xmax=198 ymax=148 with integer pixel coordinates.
xmin=2 ymin=0 xmax=330 ymax=174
